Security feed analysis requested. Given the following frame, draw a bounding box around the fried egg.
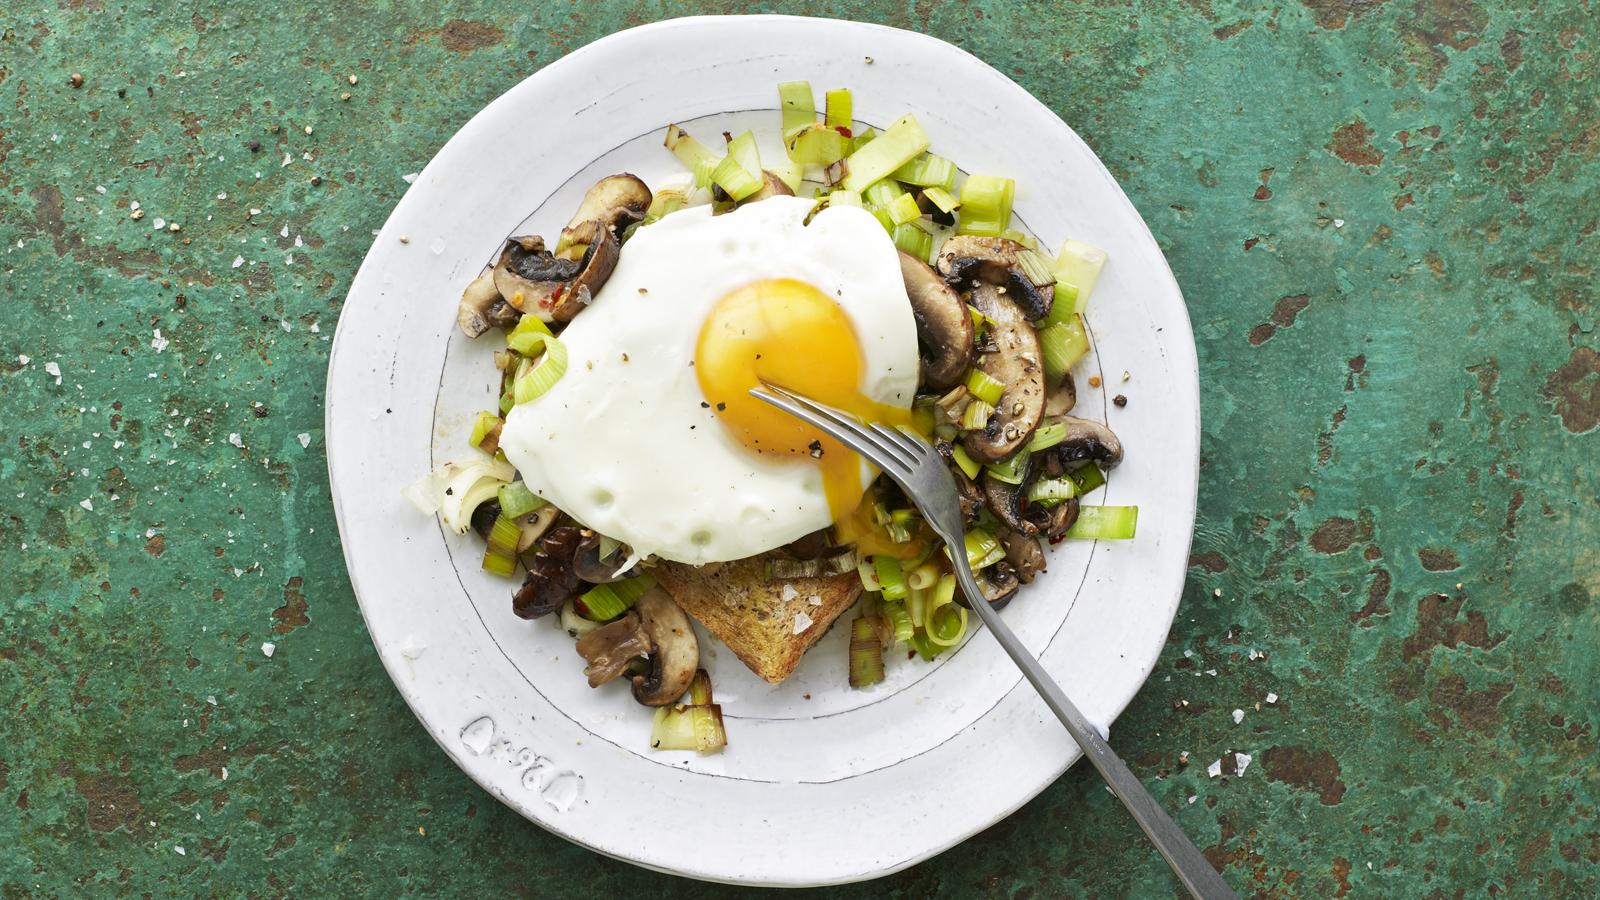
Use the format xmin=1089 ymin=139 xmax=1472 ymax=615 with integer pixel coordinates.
xmin=497 ymin=195 xmax=918 ymax=564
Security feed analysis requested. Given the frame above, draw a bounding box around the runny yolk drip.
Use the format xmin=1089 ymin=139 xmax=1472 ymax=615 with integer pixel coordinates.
xmin=695 ymin=277 xmax=912 ymax=523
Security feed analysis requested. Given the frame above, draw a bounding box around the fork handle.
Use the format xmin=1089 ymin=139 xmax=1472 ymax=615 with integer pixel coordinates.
xmin=947 ymin=547 xmax=1237 ymax=900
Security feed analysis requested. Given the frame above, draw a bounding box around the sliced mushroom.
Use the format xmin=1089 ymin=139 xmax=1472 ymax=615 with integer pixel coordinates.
xmin=1000 ymin=529 xmax=1046 ymax=584
xmin=456 ymin=270 xmax=520 ymax=338
xmin=469 ymin=498 xmax=502 ymax=542
xmin=574 ymin=611 xmax=652 ymax=687
xmin=1054 ymin=416 xmax=1124 ymax=469
xmin=934 ymin=440 xmax=986 ymax=524
xmin=1027 ymin=495 xmax=1080 ymax=540
xmin=572 ymin=531 xmax=642 ymax=583
xmin=983 ymin=466 xmax=1035 ymax=535
xmin=512 ymin=526 xmax=585 ymax=619
xmin=899 ymin=251 xmax=974 ymax=390
xmin=961 ymin=284 xmax=1046 ymax=463
xmin=935 ymin=235 xmax=1056 ymax=321
xmin=955 ymin=561 xmax=1020 ymax=611
xmin=515 ymin=506 xmax=561 ymax=553
xmin=558 ymin=174 xmax=652 ymax=254
xmin=741 ymin=171 xmax=796 ymax=203
xmin=630 ymin=588 xmax=699 ymax=707
xmin=780 ymin=529 xmax=833 ymax=561
xmin=492 ymin=223 xmax=620 ymax=323
xmin=1044 ymin=371 xmax=1077 ymax=415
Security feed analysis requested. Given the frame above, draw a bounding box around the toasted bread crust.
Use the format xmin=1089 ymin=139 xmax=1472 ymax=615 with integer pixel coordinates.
xmin=654 ymin=556 xmax=861 ymax=684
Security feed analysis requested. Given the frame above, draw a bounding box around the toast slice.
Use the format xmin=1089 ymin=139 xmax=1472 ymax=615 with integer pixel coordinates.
xmin=654 ymin=555 xmax=862 ymax=684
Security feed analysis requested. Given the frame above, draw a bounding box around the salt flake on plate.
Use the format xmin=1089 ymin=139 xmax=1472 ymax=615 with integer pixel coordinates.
xmin=261 ymin=642 xmax=276 ymax=658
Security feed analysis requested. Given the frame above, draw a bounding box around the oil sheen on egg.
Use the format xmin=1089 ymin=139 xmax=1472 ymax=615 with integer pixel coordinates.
xmin=497 ymin=195 xmax=918 ymax=564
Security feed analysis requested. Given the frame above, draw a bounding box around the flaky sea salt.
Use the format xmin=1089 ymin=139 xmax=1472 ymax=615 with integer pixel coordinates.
xmin=45 ymin=361 xmax=62 ymax=384
xmin=780 ymin=584 xmax=799 ymax=603
xmin=1265 ymin=692 xmax=1278 ymax=704
xmin=232 ymin=256 xmax=244 ymax=268
xmin=261 ymin=642 xmax=276 ymax=658
xmin=151 ymin=329 xmax=168 ymax=353
xmin=228 ymin=433 xmax=243 ymax=448
xmin=79 ymin=498 xmax=94 ymax=511
xmin=1234 ymin=752 xmax=1252 ymax=776
xmin=297 ymin=433 xmax=311 ymax=449
xmin=792 ymin=612 xmax=813 ymax=634
xmin=1232 ymin=708 xmax=1245 ymax=724
xmin=1207 ymin=759 xmax=1222 ymax=778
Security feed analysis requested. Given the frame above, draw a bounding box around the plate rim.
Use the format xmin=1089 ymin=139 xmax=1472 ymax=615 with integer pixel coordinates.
xmin=326 ymin=13 xmax=1199 ymax=886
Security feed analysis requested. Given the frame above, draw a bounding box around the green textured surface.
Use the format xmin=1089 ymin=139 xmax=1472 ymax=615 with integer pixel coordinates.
xmin=2 ymin=1 xmax=1597 ymax=896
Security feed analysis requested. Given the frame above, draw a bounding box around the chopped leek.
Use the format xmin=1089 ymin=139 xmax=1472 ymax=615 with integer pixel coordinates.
xmin=689 ymin=668 xmax=714 ymax=706
xmin=850 ymin=127 xmax=877 ymax=152
xmin=985 ymin=453 xmax=1028 ymax=485
xmin=964 ymin=369 xmax=1004 ymax=406
xmin=960 ymin=399 xmax=994 ymax=431
xmin=1039 ymin=315 xmax=1090 ymax=385
xmin=1063 ymin=505 xmax=1139 ymax=540
xmin=506 ymin=314 xmax=554 ymax=356
xmin=950 ymin=444 xmax=982 ymax=480
xmin=1054 ymin=239 xmax=1108 ymax=315
xmin=692 ymin=155 xmax=719 ymax=190
xmin=1026 ymin=420 xmax=1068 ymax=454
xmin=827 ymin=189 xmax=863 ymax=208
xmin=839 ymin=114 xmax=930 ymax=192
xmin=710 ymin=155 xmax=762 ymax=201
xmin=891 ymin=153 xmax=957 ymax=189
xmin=886 ymin=191 xmax=923 ymax=225
xmin=910 ymin=629 xmax=945 ymax=661
xmin=874 ymin=555 xmax=908 ymax=601
xmin=664 ymin=124 xmax=718 ymax=171
xmin=579 ymin=573 xmax=657 ymax=622
xmin=951 ymin=528 xmax=1005 ymax=570
xmin=1070 ymin=463 xmax=1107 ymax=495
xmin=560 ymin=599 xmax=601 ymax=638
xmin=469 ymin=411 xmax=504 ymax=455
xmin=923 ymin=186 xmax=961 ymax=213
xmin=857 ymin=556 xmax=882 ymax=592
xmin=863 ymin=179 xmax=905 ymax=207
xmin=1016 ymin=248 xmax=1057 ymax=292
xmin=437 ymin=458 xmax=515 ymax=534
xmin=497 ymin=481 xmax=546 ymax=519
xmin=786 ymin=124 xmax=849 ymax=166
xmin=885 ymin=509 xmax=918 ymax=545
xmin=911 ymin=398 xmax=937 ymax=436
xmin=848 ymin=616 xmax=885 ymax=688
xmin=908 ymin=562 xmax=940 ymax=591
xmin=482 ymin=512 xmax=520 ymax=577
xmin=925 ymin=575 xmax=966 ymax=646
xmin=649 ymin=704 xmax=727 ymax=753
xmin=726 ymin=130 xmax=761 ymax=180
xmin=824 ymin=88 xmax=853 ymax=130
xmin=883 ymin=601 xmax=914 ymax=642
xmin=957 ymin=175 xmax=1014 ymax=237
xmin=1027 ymin=476 xmax=1079 ymax=505
xmin=1042 ymin=282 xmax=1080 ymax=328
xmin=643 ymin=187 xmax=687 ymax=225
xmin=907 ymin=584 xmax=928 ymax=629
xmin=1001 ymin=228 xmax=1039 ymax=250
xmin=778 ymin=81 xmax=816 ymax=137
xmin=512 ymin=338 xmax=568 ymax=404
xmin=768 ymin=162 xmax=804 ymax=193
xmin=891 ymin=223 xmax=933 ymax=260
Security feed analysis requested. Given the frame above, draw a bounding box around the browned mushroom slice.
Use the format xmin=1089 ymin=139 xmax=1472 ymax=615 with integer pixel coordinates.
xmin=630 ymin=588 xmax=699 ymax=706
xmin=572 ymin=531 xmax=643 ymax=583
xmin=1027 ymin=495 xmax=1080 ymax=540
xmin=1054 ymin=416 xmax=1124 ymax=468
xmin=456 ymin=270 xmax=520 ymax=338
xmin=961 ymin=284 xmax=1045 ymax=463
xmin=999 ymin=529 xmax=1046 ymax=584
xmin=740 ymin=171 xmax=796 ymax=203
xmin=558 ymin=174 xmax=653 ymax=254
xmin=575 ymin=611 xmax=653 ymax=687
xmin=934 ymin=440 xmax=986 ymax=524
xmin=511 ymin=526 xmax=585 ymax=619
xmin=935 ymin=235 xmax=1056 ymax=321
xmin=898 ymin=251 xmax=974 ymax=390
xmin=493 ymin=223 xmax=620 ymax=323
xmin=1044 ymin=371 xmax=1077 ymax=415
xmin=955 ymin=561 xmax=1020 ymax=611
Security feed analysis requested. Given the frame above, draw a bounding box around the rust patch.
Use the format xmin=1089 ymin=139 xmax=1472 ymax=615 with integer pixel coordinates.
xmin=1500 ymin=30 xmax=1524 ymax=71
xmin=1188 ymin=552 xmax=1230 ymax=573
xmin=1262 ymin=745 xmax=1346 ymax=804
xmin=1538 ymin=346 xmax=1600 ymax=434
xmin=1328 ymin=119 xmax=1384 ymax=168
xmin=440 ymin=19 xmax=505 ymax=52
xmin=1331 ymin=856 xmax=1352 ymax=896
xmin=1299 ymin=0 xmax=1390 ymax=30
xmin=1350 ymin=567 xmax=1391 ymax=623
xmin=1401 ymin=594 xmax=1506 ymax=661
xmin=1213 ymin=20 xmax=1251 ymax=40
xmin=1270 ymin=294 xmax=1310 ymax=328
xmin=1418 ymin=547 xmax=1460 ymax=571
xmin=272 ymin=576 xmax=309 ymax=634
xmin=75 ymin=773 xmax=145 ymax=833
xmin=145 ymin=534 xmax=166 ymax=558
xmin=1248 ymin=323 xmax=1278 ymax=346
xmin=1429 ymin=673 xmax=1512 ymax=733
xmin=1310 ymin=517 xmax=1359 ymax=554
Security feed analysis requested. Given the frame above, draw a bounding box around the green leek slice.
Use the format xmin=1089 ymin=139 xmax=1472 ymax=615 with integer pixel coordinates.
xmin=1063 ymin=505 xmax=1138 ymax=540
xmin=839 ymin=114 xmax=930 ymax=192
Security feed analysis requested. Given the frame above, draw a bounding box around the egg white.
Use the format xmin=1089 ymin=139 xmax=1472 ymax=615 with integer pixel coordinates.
xmin=497 ymin=195 xmax=918 ymax=564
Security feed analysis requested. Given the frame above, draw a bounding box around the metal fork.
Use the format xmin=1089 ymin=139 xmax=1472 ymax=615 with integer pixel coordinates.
xmin=751 ymin=384 xmax=1237 ymax=900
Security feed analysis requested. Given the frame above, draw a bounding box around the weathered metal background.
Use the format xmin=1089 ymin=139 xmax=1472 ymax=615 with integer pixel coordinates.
xmin=1 ymin=2 xmax=1595 ymax=896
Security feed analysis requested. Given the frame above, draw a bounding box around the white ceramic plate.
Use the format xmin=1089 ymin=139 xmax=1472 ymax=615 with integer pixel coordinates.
xmin=327 ymin=15 xmax=1198 ymax=887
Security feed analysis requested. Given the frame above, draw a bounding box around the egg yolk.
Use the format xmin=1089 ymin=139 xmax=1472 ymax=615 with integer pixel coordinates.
xmin=695 ymin=277 xmax=911 ymax=523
